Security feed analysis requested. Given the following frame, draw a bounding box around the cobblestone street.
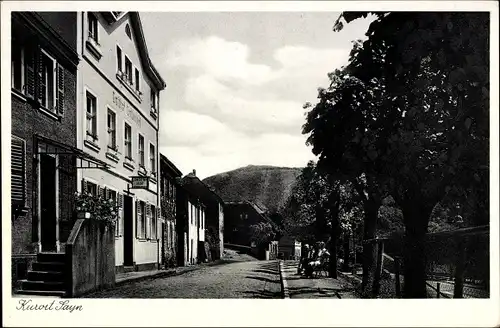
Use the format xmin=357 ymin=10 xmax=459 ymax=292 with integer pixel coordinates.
xmin=84 ymin=260 xmax=282 ymax=299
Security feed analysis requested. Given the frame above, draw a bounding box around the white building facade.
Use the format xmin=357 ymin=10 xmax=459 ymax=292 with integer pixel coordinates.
xmin=76 ymin=12 xmax=166 ymax=272
xmin=187 ymin=200 xmax=205 ymax=264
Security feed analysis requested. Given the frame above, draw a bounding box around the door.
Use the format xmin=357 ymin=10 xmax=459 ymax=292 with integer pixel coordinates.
xmin=123 ymin=195 xmax=134 ymax=266
xmin=40 ymin=154 xmax=57 ymax=251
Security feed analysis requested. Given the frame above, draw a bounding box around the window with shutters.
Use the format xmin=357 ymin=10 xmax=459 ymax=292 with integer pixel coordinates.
xmin=39 ymin=50 xmax=57 ymax=112
xmin=137 ymin=200 xmax=146 ymax=239
xmin=107 ymin=109 xmax=117 ymax=150
xmin=106 ymin=188 xmax=120 ymax=237
xmin=84 ymin=180 xmax=97 ymax=196
xmin=86 ymin=91 xmax=97 ymax=138
xmin=124 ymin=123 xmax=132 ymax=159
xmin=11 ymin=136 xmax=26 ymax=206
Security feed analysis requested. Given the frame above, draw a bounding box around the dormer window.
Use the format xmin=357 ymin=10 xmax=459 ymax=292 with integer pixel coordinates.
xmin=88 ymin=13 xmax=98 ymax=43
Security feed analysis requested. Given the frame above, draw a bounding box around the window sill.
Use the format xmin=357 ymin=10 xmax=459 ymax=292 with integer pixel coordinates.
xmin=84 ymin=139 xmax=100 ymax=153
xmin=123 ymin=160 xmax=135 ymax=171
xmin=116 ymin=72 xmax=143 ymax=103
xmin=38 ymin=106 xmax=61 ymax=121
xmin=86 ymin=39 xmax=103 ymax=60
xmin=115 ymin=235 xmax=123 ymax=239
xmin=150 ymin=176 xmax=157 ymax=184
xmin=138 ymin=167 xmax=147 ymax=176
xmin=106 ymin=150 xmax=120 ymax=163
xmin=11 ymin=89 xmax=27 ymax=102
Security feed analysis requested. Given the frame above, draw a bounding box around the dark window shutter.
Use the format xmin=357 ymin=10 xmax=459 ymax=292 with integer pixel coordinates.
xmin=146 ymin=203 xmax=151 ymax=238
xmin=24 ymin=46 xmax=35 ymax=98
xmin=81 ymin=179 xmax=87 ymax=193
xmin=37 ymin=49 xmax=45 ymax=104
xmin=118 ymin=192 xmax=123 ymax=208
xmin=11 ymin=136 xmax=25 ymax=206
xmin=136 ymin=201 xmax=142 ymax=238
xmin=56 ymin=63 xmax=64 ymax=116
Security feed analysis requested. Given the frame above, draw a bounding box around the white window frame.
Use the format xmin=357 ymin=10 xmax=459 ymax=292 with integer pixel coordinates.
xmin=134 ymin=66 xmax=141 ymax=92
xmin=125 ymin=55 xmax=133 ymax=85
xmin=11 ymin=42 xmax=25 ymax=94
xmin=138 ymin=134 xmax=145 ymax=167
xmin=87 ymin=12 xmax=99 ymax=43
xmin=107 ymin=107 xmax=117 ymax=150
xmin=85 ymin=89 xmax=98 ymax=139
xmin=40 ymin=49 xmax=57 ymax=112
xmin=124 ymin=122 xmax=132 ymax=159
xmin=116 ymin=44 xmax=123 ymax=74
xmin=149 ymin=142 xmax=156 ymax=176
xmin=104 ymin=186 xmax=121 ymax=237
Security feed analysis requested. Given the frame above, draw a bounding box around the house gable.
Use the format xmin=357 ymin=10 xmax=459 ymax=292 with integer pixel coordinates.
xmin=100 ymin=12 xmax=165 ymax=91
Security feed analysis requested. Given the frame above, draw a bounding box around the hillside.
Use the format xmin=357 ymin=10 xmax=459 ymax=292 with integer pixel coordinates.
xmin=203 ymin=165 xmax=302 ymax=213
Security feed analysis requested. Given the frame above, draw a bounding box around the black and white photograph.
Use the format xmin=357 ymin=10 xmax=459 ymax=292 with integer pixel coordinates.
xmin=2 ymin=1 xmax=499 ymax=327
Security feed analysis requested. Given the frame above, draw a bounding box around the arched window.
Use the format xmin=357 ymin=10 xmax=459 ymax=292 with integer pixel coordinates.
xmin=125 ymin=24 xmax=131 ymax=39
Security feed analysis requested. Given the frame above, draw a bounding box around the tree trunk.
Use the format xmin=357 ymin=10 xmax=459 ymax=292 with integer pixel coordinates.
xmin=361 ymin=199 xmax=378 ymax=297
xmin=402 ymin=229 xmax=427 ymax=298
xmin=401 ymin=199 xmax=430 ymax=298
xmin=342 ymin=233 xmax=350 ymax=272
xmin=329 ymin=239 xmax=338 ymax=279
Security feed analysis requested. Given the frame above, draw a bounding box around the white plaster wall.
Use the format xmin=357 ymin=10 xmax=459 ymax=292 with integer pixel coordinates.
xmin=79 ymin=12 xmax=162 ymax=268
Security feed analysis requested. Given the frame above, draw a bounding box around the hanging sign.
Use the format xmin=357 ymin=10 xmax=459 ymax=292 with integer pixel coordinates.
xmin=131 ymin=176 xmax=149 ymax=189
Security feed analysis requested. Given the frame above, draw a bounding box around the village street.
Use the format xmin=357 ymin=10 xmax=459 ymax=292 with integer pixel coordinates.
xmin=85 ymin=259 xmax=282 ymax=299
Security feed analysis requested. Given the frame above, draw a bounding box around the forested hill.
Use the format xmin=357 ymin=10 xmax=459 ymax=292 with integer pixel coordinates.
xmin=202 ymin=165 xmax=302 ymax=213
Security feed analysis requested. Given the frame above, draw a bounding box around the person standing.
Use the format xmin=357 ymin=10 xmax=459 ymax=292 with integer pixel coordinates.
xmin=297 ymin=244 xmax=310 ymax=274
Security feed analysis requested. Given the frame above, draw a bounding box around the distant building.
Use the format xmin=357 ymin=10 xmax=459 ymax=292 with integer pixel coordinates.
xmin=159 ymin=154 xmax=182 ymax=268
xmin=77 ymin=12 xmax=166 ymax=272
xmin=224 ymin=200 xmax=274 ymax=248
xmin=176 ymin=171 xmax=207 ymax=266
xmin=182 ymin=171 xmax=225 ymax=260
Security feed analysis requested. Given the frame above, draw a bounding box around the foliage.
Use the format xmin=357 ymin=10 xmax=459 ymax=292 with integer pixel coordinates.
xmin=302 ymin=11 xmax=489 ymax=297
xmin=74 ymin=192 xmax=119 ymax=226
xmin=249 ymin=221 xmax=276 ymax=245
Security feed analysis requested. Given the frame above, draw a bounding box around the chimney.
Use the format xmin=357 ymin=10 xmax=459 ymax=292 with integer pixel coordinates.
xmin=192 ymin=169 xmax=196 ymax=176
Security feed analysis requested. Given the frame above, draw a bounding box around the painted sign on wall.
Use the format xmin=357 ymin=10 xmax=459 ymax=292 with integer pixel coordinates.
xmin=113 ymin=91 xmax=142 ymax=128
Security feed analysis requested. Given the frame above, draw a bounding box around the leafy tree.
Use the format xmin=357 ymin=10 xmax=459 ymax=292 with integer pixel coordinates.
xmin=303 ymin=12 xmax=488 ymax=297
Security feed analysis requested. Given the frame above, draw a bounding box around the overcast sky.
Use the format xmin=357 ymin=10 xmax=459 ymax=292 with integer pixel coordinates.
xmin=140 ymin=12 xmax=374 ymax=179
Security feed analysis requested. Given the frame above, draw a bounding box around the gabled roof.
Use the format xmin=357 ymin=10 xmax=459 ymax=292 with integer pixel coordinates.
xmin=100 ymin=11 xmax=166 ymax=91
xmin=160 ymin=153 xmax=182 ymax=178
xmin=181 ymin=173 xmax=225 ymax=205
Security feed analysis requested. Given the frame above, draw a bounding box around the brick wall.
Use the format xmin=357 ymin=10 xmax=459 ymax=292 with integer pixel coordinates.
xmin=11 ymin=39 xmax=77 ymax=256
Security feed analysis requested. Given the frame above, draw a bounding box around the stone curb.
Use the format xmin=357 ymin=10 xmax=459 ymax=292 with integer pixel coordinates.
xmin=278 ymin=260 xmax=290 ymax=299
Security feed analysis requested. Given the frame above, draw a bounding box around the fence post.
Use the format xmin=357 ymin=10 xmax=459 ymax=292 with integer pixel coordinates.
xmin=453 ymin=237 xmax=466 ymax=298
xmin=373 ymin=239 xmax=384 ymax=295
xmin=394 ymin=256 xmax=401 ymax=298
xmin=437 ymin=282 xmax=441 ymax=299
